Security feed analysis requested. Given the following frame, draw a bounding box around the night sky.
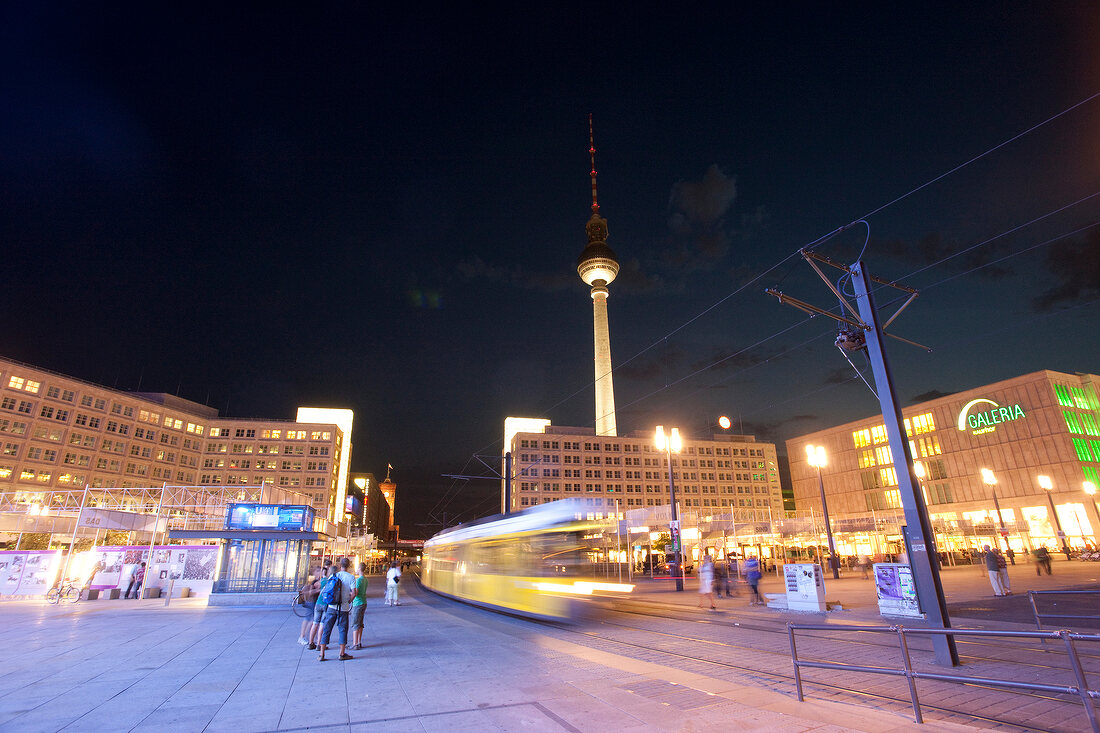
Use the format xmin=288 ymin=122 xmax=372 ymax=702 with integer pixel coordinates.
xmin=4 ymin=5 xmax=1100 ymax=536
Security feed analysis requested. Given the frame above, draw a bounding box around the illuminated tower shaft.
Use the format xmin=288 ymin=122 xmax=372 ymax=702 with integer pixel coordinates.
xmin=591 ymin=283 xmax=617 ymax=436
xmin=577 ymin=115 xmax=619 ymax=437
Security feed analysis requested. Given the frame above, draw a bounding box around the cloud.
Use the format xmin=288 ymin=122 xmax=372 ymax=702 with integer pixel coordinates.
xmin=741 ymin=414 xmax=818 ymax=443
xmin=909 ymin=389 xmax=957 ymax=403
xmin=664 ymin=164 xmax=738 ymax=269
xmin=873 ymin=231 xmax=1013 ymax=280
xmin=455 ymin=256 xmax=575 ymax=292
xmin=1033 ymin=232 xmax=1100 ymax=311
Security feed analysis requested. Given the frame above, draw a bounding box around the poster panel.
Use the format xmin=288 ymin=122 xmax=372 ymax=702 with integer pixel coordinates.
xmin=14 ymin=551 xmax=62 ymax=595
xmin=0 ymin=551 xmax=27 ymax=594
xmin=874 ymin=562 xmax=922 ymax=618
xmin=88 ymin=545 xmax=217 ymax=596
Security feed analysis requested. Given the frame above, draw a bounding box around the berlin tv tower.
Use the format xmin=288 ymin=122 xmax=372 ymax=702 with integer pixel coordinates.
xmin=576 ymin=115 xmax=619 ymax=437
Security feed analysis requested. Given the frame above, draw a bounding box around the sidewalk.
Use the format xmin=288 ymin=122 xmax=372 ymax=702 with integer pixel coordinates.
xmin=0 ymin=580 xmax=980 ymax=732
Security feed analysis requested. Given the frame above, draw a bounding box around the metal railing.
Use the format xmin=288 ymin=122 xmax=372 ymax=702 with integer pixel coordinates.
xmin=211 ymin=577 xmax=302 ymax=594
xmin=1031 ymin=590 xmax=1100 ymax=633
xmin=787 ymin=623 xmax=1100 ymax=730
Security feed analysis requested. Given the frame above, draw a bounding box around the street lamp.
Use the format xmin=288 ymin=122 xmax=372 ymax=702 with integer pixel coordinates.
xmin=980 ymin=468 xmax=1009 ymax=551
xmin=1084 ymin=482 xmax=1100 ymax=547
xmin=655 ymin=425 xmax=685 ymax=591
xmin=1037 ymin=475 xmax=1072 ymax=560
xmin=806 ymin=444 xmax=839 ymax=579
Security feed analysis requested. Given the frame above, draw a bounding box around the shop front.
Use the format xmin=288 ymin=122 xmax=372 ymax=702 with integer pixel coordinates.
xmin=169 ymin=503 xmax=332 ymax=606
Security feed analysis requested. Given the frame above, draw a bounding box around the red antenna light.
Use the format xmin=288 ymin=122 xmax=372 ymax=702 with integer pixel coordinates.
xmin=588 ymin=113 xmax=599 ymax=213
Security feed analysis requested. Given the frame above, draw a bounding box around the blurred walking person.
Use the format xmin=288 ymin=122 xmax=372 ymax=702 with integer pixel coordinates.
xmin=385 ymin=561 xmax=401 ymax=606
xmin=696 ymin=555 xmax=716 ymax=609
xmin=744 ymin=556 xmax=763 ymax=605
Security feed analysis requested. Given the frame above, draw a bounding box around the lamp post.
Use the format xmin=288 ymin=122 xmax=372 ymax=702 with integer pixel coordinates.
xmin=806 ymin=444 xmax=839 ymax=579
xmin=1037 ymin=475 xmax=1072 ymax=560
xmin=656 ymin=425 xmax=685 ymax=591
xmin=980 ymin=468 xmax=1009 ymax=552
xmin=1084 ymin=482 xmax=1100 ymax=547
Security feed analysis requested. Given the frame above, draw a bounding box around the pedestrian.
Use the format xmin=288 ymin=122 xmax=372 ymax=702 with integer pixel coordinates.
xmin=349 ymin=562 xmax=368 ymax=651
xmin=297 ymin=566 xmax=321 ymax=645
xmin=996 ymin=548 xmax=1011 ymax=595
xmin=125 ymin=562 xmax=146 ymax=599
xmin=385 ymin=561 xmax=401 ymax=606
xmin=858 ymin=553 xmax=872 ymax=579
xmin=982 ymin=544 xmax=1005 ymax=596
xmin=318 ymin=557 xmax=356 ymax=662
xmin=1005 ymin=547 xmax=1016 ymax=566
xmin=1034 ymin=545 xmax=1052 ymax=575
xmin=714 ymin=556 xmax=732 ymax=597
xmin=697 ymin=555 xmax=717 ymax=609
xmin=744 ymin=556 xmax=763 ymax=605
xmin=307 ymin=559 xmax=333 ymax=649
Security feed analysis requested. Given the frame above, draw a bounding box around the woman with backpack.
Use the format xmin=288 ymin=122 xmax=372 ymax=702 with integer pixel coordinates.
xmin=318 ymin=557 xmax=356 ymax=662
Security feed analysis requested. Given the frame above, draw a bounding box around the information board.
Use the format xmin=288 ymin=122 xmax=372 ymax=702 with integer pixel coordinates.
xmin=783 ymin=563 xmax=826 ymax=611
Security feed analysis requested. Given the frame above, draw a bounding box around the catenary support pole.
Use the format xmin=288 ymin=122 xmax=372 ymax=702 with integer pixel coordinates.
xmin=851 ymin=261 xmax=959 ymax=666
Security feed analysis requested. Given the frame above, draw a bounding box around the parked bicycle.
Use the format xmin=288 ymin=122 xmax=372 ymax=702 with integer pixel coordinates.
xmin=46 ymin=580 xmax=81 ymax=605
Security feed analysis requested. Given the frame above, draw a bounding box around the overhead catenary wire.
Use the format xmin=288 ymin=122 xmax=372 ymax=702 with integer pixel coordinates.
xmin=440 ymin=92 xmax=1100 ymax=523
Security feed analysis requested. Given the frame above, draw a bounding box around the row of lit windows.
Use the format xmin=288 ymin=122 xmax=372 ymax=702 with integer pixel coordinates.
xmin=202 ymin=458 xmax=329 ymax=471
xmin=852 ymin=412 xmax=937 ymax=448
xmin=1054 ymin=383 xmax=1099 ymax=410
xmin=1064 ymin=410 xmax=1100 ymax=437
xmin=516 ymin=437 xmax=768 ymax=458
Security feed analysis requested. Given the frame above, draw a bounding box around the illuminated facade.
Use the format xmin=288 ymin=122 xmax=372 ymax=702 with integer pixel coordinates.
xmin=0 ymin=357 xmax=352 ymax=522
xmin=787 ymin=369 xmax=1100 ymax=551
xmin=503 ymin=420 xmax=784 ymax=520
xmin=348 ymin=472 xmax=391 ymax=539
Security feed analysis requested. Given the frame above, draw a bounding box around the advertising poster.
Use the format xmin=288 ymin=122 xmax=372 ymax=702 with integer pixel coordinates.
xmin=874 ymin=563 xmax=922 ymax=617
xmin=88 ymin=545 xmax=218 ymax=596
xmin=14 ymin=551 xmax=62 ymax=595
xmin=0 ymin=551 xmax=27 ymax=595
xmin=88 ymin=547 xmax=148 ymax=590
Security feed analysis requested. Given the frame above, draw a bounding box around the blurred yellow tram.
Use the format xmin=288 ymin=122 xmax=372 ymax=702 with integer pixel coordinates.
xmin=420 ymin=500 xmax=634 ymax=620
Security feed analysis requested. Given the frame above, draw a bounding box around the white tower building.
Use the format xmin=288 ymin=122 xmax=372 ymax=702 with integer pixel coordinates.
xmin=576 ymin=116 xmax=619 ymax=437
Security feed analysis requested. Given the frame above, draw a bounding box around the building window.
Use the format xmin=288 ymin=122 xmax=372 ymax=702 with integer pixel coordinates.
xmin=1064 ymin=411 xmax=1083 ymax=434
xmin=1073 ymin=439 xmax=1093 ymax=462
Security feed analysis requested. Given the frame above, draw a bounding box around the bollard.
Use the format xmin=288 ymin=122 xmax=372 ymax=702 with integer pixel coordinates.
xmin=164 ymin=579 xmax=175 ymax=607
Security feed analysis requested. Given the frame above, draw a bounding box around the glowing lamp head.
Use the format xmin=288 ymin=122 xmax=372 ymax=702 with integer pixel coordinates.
xmin=980 ymin=468 xmax=997 ymax=486
xmin=655 ymin=425 xmax=682 ymax=453
xmin=914 ymin=461 xmax=926 ymax=479
xmin=805 ymin=444 xmax=826 ymax=468
xmin=1085 ymin=481 xmax=1097 ymax=496
xmin=718 ymin=416 xmax=731 ymax=430
xmin=1038 ymin=474 xmax=1053 ymax=491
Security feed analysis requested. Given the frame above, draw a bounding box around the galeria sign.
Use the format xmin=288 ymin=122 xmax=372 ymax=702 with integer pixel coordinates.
xmin=956 ymin=398 xmax=1026 ymax=436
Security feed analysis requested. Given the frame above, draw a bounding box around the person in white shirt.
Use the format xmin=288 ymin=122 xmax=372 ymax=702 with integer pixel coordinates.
xmin=385 ymin=561 xmax=401 ymax=606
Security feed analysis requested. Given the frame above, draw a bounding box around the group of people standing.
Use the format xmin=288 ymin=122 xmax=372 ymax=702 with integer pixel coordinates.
xmin=297 ymin=559 xmax=403 ymax=662
xmin=695 ymin=555 xmax=764 ymax=609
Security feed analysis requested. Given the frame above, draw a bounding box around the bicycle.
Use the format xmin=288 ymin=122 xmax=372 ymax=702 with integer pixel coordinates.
xmin=291 ymin=590 xmax=314 ymax=618
xmin=46 ymin=580 xmax=81 ymax=605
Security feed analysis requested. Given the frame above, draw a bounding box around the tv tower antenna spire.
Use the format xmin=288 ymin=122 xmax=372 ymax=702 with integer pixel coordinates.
xmin=588 ymin=113 xmax=599 ymax=214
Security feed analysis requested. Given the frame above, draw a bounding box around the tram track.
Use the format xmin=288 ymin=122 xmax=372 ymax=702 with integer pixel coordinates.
xmin=414 ymin=574 xmax=1094 ymax=731
xmin=543 ymin=609 xmax=1087 ymax=733
xmin=598 ymin=597 xmax=1100 ymax=671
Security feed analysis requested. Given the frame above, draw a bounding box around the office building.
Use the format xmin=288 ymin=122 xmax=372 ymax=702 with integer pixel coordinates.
xmin=0 ymin=356 xmax=353 ymax=523
xmin=786 ymin=369 xmax=1100 ymax=554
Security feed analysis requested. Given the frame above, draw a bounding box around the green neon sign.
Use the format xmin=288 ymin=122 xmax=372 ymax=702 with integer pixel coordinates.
xmin=956 ymin=398 xmax=1026 ymax=436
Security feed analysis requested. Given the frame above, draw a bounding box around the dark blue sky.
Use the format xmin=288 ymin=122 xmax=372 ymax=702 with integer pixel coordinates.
xmin=3 ymin=4 xmax=1100 ymax=533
